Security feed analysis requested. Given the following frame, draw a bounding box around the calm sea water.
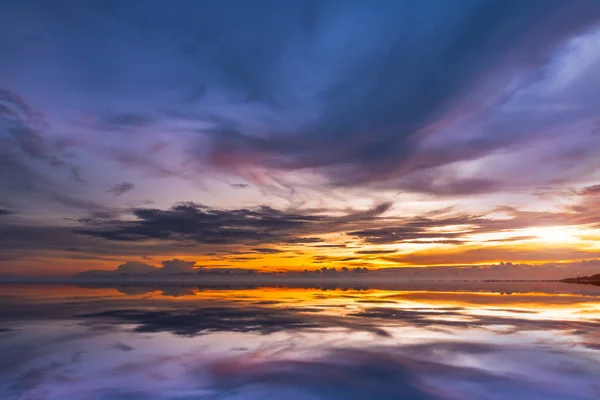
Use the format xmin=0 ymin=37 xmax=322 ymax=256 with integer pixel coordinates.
xmin=0 ymin=282 xmax=599 ymax=399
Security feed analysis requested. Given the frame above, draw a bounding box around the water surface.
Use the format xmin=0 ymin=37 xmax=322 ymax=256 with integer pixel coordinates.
xmin=1 ymin=282 xmax=599 ymax=399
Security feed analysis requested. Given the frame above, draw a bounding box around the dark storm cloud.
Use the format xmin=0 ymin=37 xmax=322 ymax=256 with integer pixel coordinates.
xmin=0 ymin=209 xmax=12 ymax=216
xmin=1 ymin=0 xmax=598 ymax=200
xmin=194 ymin=0 xmax=600 ymax=189
xmin=77 ymin=202 xmax=319 ymax=244
xmin=76 ymin=201 xmax=392 ymax=245
xmin=106 ymin=182 xmax=135 ymax=196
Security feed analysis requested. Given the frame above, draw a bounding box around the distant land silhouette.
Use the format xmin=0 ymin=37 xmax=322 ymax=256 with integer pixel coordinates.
xmin=562 ymin=274 xmax=600 ymax=286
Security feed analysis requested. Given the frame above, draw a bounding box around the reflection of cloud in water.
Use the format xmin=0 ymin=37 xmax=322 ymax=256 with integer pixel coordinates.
xmin=110 ymin=285 xmax=197 ymax=297
xmin=2 ymin=338 xmax=599 ymax=399
xmin=349 ymin=306 xmax=600 ymax=332
xmin=0 ymin=284 xmax=600 ymax=399
xmin=77 ymin=280 xmax=600 ymax=297
xmin=78 ymin=306 xmax=392 ymax=338
xmin=71 ymin=303 xmax=600 ymax=350
xmin=207 ymin=347 xmax=600 ymax=400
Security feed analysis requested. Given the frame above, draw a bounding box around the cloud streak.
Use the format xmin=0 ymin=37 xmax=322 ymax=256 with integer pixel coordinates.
xmin=106 ymin=182 xmax=135 ymax=196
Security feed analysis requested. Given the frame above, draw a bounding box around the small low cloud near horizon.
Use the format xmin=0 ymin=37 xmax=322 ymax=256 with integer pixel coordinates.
xmin=75 ymin=258 xmax=600 ymax=282
xmin=2 ymin=0 xmax=600 ymax=278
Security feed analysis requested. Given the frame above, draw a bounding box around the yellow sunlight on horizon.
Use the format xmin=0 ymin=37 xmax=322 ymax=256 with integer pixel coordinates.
xmin=527 ymin=226 xmax=580 ymax=244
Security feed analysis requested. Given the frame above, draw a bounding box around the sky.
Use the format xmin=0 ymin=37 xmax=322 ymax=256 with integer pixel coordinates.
xmin=1 ymin=0 xmax=600 ymax=277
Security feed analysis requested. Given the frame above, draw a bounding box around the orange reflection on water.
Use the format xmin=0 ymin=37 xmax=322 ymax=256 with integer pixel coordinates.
xmin=3 ymin=281 xmax=600 ymax=322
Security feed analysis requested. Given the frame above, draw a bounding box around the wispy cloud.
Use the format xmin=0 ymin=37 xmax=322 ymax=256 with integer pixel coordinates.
xmin=106 ymin=182 xmax=135 ymax=196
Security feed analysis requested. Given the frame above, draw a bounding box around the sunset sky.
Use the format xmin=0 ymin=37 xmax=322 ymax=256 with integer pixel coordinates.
xmin=1 ymin=0 xmax=600 ymax=277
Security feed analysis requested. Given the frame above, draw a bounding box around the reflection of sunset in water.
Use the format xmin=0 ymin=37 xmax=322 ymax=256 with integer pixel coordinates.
xmin=1 ymin=283 xmax=599 ymax=399
xmin=6 ymin=282 xmax=600 ymax=319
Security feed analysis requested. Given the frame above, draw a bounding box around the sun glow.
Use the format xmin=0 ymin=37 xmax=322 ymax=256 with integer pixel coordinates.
xmin=529 ymin=227 xmax=579 ymax=243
